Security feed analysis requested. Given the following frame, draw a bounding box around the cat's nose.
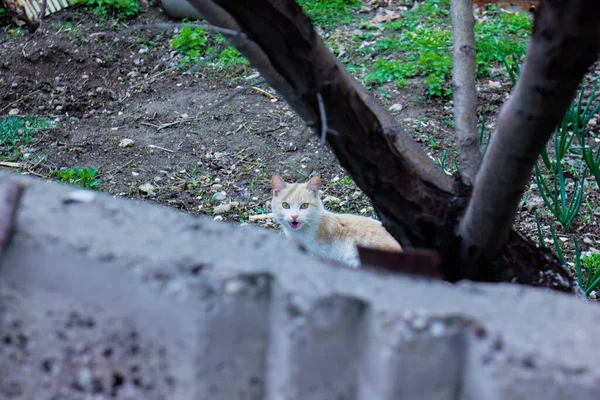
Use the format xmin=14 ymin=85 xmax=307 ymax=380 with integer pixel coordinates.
xmin=291 ymin=214 xmax=299 ymax=221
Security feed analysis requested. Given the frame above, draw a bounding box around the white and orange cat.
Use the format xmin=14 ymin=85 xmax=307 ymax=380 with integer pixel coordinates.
xmin=271 ymin=175 xmax=402 ymax=267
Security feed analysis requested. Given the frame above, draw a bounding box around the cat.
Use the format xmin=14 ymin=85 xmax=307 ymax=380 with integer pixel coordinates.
xmin=270 ymin=175 xmax=402 ymax=267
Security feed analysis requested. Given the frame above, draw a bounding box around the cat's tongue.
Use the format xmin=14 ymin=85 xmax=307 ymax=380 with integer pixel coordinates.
xmin=290 ymin=221 xmax=301 ymax=230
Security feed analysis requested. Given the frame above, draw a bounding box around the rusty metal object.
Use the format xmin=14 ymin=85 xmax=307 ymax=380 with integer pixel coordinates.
xmin=1 ymin=0 xmax=74 ymax=33
xmin=357 ymin=246 xmax=443 ymax=279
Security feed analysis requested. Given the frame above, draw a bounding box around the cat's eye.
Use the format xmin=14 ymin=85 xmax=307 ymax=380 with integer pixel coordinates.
xmin=300 ymin=203 xmax=310 ymax=209
xmin=282 ymin=202 xmax=290 ymax=209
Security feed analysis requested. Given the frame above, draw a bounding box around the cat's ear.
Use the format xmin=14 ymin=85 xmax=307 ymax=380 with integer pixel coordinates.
xmin=271 ymin=175 xmax=287 ymax=196
xmin=306 ymin=176 xmax=321 ymax=195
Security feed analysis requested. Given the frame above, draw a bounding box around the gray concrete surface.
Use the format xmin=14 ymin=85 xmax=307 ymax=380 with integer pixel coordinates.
xmin=0 ymin=172 xmax=599 ymax=399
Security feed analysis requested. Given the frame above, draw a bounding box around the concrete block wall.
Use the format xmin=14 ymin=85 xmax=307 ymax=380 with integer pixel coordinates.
xmin=0 ymin=172 xmax=599 ymax=399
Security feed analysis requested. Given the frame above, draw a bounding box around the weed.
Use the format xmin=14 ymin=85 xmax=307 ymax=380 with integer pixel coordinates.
xmin=56 ymin=168 xmax=100 ymax=189
xmin=534 ymin=162 xmax=585 ymax=230
xmin=297 ymin=0 xmax=360 ymax=28
xmin=0 ymin=5 xmax=11 ymax=26
xmin=0 ymin=116 xmax=53 ymax=161
xmin=362 ymin=0 xmax=531 ymax=97
xmin=170 ymin=25 xmax=247 ymax=71
xmin=78 ymin=0 xmax=140 ymax=18
xmin=580 ymin=251 xmax=600 ymax=296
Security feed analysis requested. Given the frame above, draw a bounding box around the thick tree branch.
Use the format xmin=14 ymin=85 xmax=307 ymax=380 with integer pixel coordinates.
xmin=460 ymin=0 xmax=600 ymax=261
xmin=450 ymin=0 xmax=481 ymax=184
xmin=189 ymin=0 xmax=454 ymax=249
xmin=187 ymin=0 xmax=577 ymax=291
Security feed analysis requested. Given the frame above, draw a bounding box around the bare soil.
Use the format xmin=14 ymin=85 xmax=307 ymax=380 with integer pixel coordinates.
xmin=1 ymin=3 xmax=599 ymax=292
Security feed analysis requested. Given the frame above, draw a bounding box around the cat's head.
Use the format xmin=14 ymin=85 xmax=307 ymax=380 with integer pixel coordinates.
xmin=271 ymin=175 xmax=323 ymax=231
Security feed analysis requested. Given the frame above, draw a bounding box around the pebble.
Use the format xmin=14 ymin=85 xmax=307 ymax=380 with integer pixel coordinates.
xmin=119 ymin=138 xmax=135 ymax=148
xmin=389 ymin=103 xmax=403 ymax=112
xmin=213 ymin=215 xmax=224 ymax=221
xmin=213 ymin=192 xmax=227 ymax=202
xmin=138 ymin=183 xmax=154 ymax=193
xmin=8 ymin=108 xmax=19 ymax=116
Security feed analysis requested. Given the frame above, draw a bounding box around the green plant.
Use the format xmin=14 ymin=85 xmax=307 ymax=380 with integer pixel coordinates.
xmin=56 ymin=168 xmax=100 ymax=189
xmin=0 ymin=116 xmax=53 ymax=161
xmin=361 ymin=0 xmax=531 ymax=98
xmin=79 ymin=0 xmax=140 ymax=18
xmin=534 ymin=211 xmax=565 ymax=265
xmin=0 ymin=5 xmax=11 ymax=26
xmin=580 ymin=251 xmax=600 ymax=296
xmin=297 ymin=0 xmax=360 ymax=28
xmin=571 ymin=77 xmax=600 ymax=189
xmin=534 ymin=161 xmax=585 ymax=229
xmin=171 ymin=25 xmax=247 ymax=70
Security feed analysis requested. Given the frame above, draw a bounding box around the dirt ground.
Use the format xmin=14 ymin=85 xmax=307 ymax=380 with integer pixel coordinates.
xmin=1 ymin=2 xmax=599 ymax=288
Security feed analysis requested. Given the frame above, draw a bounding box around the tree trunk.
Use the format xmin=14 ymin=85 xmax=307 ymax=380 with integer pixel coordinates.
xmin=187 ymin=0 xmax=599 ymax=293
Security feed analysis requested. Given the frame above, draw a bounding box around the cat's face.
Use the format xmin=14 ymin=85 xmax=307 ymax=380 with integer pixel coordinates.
xmin=271 ymin=175 xmax=323 ymax=231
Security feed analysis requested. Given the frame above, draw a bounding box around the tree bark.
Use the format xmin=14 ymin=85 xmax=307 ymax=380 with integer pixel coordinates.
xmin=459 ymin=0 xmax=600 ymax=269
xmin=187 ymin=0 xmax=583 ymax=292
xmin=450 ymin=0 xmax=481 ymax=185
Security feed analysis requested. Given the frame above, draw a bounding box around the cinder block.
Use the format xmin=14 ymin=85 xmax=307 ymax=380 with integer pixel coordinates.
xmin=0 ymin=172 xmax=599 ymax=399
xmin=266 ymin=283 xmax=367 ymax=400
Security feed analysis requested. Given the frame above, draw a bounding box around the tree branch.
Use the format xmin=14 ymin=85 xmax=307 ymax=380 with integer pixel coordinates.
xmin=189 ymin=0 xmax=454 ymax=250
xmin=186 ymin=0 xmax=578 ymax=291
xmin=450 ymin=0 xmax=481 ymax=184
xmin=460 ymin=0 xmax=600 ymax=266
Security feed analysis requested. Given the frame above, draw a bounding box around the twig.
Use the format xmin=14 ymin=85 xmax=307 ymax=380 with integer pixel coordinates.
xmin=186 ymin=41 xmax=229 ymax=74
xmin=450 ymin=0 xmax=481 ymax=185
xmin=141 ymin=117 xmax=194 ymax=131
xmin=0 ymin=89 xmax=41 ymax=114
xmin=148 ymin=144 xmax=175 ymax=153
xmin=250 ymin=86 xmax=276 ymax=99
xmin=0 ymin=162 xmax=23 ymax=169
xmin=202 ymin=79 xmax=266 ymax=112
xmin=122 ymin=22 xmax=246 ymax=39
xmin=0 ymin=180 xmax=26 ymax=256
xmin=316 ymin=92 xmax=328 ymax=153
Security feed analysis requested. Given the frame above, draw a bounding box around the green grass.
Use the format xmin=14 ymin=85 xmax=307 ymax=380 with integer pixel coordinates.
xmin=170 ymin=25 xmax=248 ymax=72
xmin=297 ymin=0 xmax=360 ymax=28
xmin=0 ymin=5 xmax=10 ymax=26
xmin=359 ymin=0 xmax=531 ymax=97
xmin=0 ymin=116 xmax=54 ymax=161
xmin=56 ymin=167 xmax=100 ymax=189
xmin=78 ymin=0 xmax=140 ymax=18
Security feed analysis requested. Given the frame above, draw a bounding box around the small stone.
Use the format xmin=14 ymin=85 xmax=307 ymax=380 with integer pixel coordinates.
xmin=138 ymin=183 xmax=154 ymax=193
xmin=588 ymin=118 xmax=597 ymax=127
xmin=213 ymin=192 xmax=227 ymax=202
xmin=8 ymin=108 xmax=20 ymax=116
xmin=119 ymin=138 xmax=135 ymax=148
xmin=213 ymin=203 xmax=232 ymax=214
xmin=389 ymin=103 xmax=403 ymax=112
xmin=147 ymin=190 xmax=157 ymax=198
xmin=213 ymin=215 xmax=224 ymax=221
xmin=211 ymin=184 xmax=223 ymax=190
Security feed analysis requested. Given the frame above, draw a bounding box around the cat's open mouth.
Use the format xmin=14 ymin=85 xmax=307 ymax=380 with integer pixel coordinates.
xmin=289 ymin=221 xmax=301 ymax=230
